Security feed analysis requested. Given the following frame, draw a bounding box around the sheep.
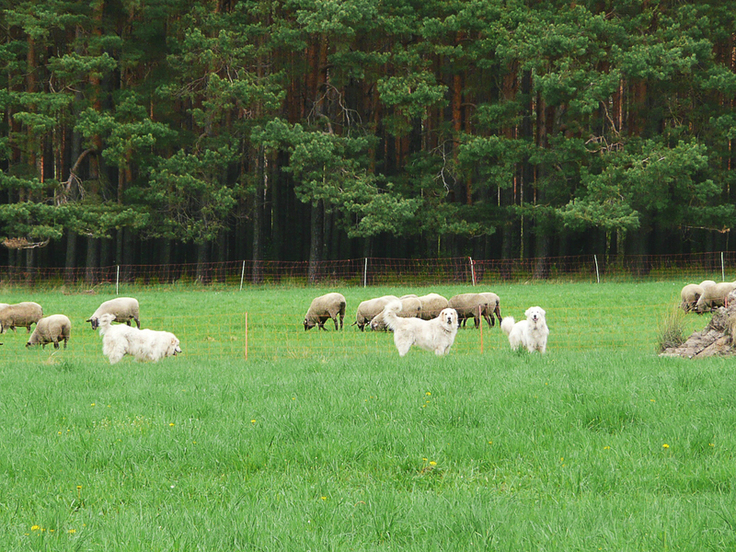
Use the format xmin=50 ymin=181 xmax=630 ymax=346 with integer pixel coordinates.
xmin=417 ymin=293 xmax=449 ymax=320
xmin=26 ymin=315 xmax=72 ymax=349
xmin=448 ymin=293 xmax=491 ymax=328
xmin=370 ymin=295 xmax=422 ymax=331
xmin=680 ymin=284 xmax=704 ymax=312
xmin=0 ymin=302 xmax=43 ymax=333
xmin=479 ymin=291 xmax=503 ymax=327
xmin=695 ymin=282 xmax=736 ymax=313
xmin=353 ymin=295 xmax=399 ymax=331
xmin=700 ymin=280 xmax=716 ymax=289
xmin=304 ymin=292 xmax=346 ymax=331
xmin=87 ymin=297 xmax=140 ymax=330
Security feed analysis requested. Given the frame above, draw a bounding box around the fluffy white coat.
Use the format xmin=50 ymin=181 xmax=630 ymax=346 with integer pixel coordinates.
xmin=501 ymin=306 xmax=549 ymax=354
xmin=97 ymin=313 xmax=181 ymax=365
xmin=381 ymin=299 xmax=459 ymax=357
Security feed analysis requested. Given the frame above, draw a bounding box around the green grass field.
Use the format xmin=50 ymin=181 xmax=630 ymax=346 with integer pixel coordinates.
xmin=2 ymin=281 xmax=735 ymax=550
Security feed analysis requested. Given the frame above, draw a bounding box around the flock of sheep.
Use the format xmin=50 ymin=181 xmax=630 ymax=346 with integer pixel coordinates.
xmin=680 ymin=280 xmax=736 ymax=313
xmin=303 ymin=291 xmax=503 ymax=332
xmin=0 ymin=297 xmax=140 ymax=350
xmin=5 ymin=281 xmax=730 ymax=354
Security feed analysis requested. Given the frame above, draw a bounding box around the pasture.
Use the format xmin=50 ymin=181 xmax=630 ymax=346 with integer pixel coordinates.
xmin=2 ymin=281 xmax=736 ymax=550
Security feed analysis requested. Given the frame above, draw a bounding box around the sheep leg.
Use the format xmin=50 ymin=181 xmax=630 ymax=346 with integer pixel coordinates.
xmin=134 ymin=317 xmax=141 ymax=329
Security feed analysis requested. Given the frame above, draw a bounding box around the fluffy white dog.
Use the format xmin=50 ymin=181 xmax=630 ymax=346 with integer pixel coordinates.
xmin=381 ymin=299 xmax=459 ymax=357
xmin=501 ymin=306 xmax=549 ymax=354
xmin=97 ymin=313 xmax=182 ymax=365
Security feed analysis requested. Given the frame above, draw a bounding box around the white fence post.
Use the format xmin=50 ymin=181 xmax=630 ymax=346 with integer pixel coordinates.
xmin=116 ymin=265 xmax=120 ymax=295
xmin=469 ymin=257 xmax=476 ymax=286
xmin=363 ymin=258 xmax=368 ymax=287
xmin=594 ymin=255 xmax=600 ymax=284
xmin=240 ymin=260 xmax=246 ymax=291
xmin=721 ymin=251 xmax=725 ymax=282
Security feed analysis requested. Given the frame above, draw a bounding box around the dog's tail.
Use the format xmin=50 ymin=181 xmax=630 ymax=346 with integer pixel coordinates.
xmin=501 ymin=316 xmax=515 ymax=336
xmin=381 ymin=299 xmax=403 ymax=332
xmin=96 ymin=313 xmax=117 ymax=336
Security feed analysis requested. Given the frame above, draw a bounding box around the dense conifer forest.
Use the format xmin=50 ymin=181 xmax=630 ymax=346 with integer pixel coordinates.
xmin=1 ymin=1 xmax=735 ymax=277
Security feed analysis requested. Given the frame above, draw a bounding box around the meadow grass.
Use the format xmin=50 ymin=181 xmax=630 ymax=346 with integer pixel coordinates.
xmin=1 ymin=280 xmax=735 ymax=550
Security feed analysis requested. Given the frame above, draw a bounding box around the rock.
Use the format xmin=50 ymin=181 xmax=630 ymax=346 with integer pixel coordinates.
xmin=660 ymin=305 xmax=736 ymax=358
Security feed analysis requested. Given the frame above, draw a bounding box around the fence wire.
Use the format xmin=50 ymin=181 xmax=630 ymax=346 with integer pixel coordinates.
xmin=2 ymin=253 xmax=735 ymax=289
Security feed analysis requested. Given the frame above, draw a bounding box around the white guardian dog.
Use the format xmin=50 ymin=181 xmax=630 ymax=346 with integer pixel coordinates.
xmin=97 ymin=313 xmax=182 ymax=365
xmin=501 ymin=306 xmax=549 ymax=354
xmin=381 ymin=299 xmax=459 ymax=357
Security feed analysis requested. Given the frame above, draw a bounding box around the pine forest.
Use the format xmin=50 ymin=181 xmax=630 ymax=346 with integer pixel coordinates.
xmin=2 ymin=0 xmax=736 ymax=278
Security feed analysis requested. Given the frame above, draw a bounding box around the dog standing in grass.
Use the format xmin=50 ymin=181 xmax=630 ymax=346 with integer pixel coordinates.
xmin=501 ymin=306 xmax=549 ymax=354
xmin=381 ymin=299 xmax=459 ymax=357
xmin=97 ymin=313 xmax=182 ymax=364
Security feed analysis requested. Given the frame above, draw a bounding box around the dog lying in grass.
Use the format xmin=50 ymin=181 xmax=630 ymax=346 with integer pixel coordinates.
xmin=97 ymin=313 xmax=181 ymax=364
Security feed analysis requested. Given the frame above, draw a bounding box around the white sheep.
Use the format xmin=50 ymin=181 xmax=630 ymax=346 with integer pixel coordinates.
xmin=304 ymin=292 xmax=346 ymax=331
xmin=353 ymin=295 xmax=399 ymax=331
xmin=0 ymin=302 xmax=43 ymax=333
xmin=680 ymin=284 xmax=704 ymax=313
xmin=26 ymin=315 xmax=72 ymax=349
xmin=87 ymin=297 xmax=140 ymax=330
xmin=700 ymin=280 xmax=716 ymax=289
xmin=695 ymin=282 xmax=736 ymax=313
xmin=448 ymin=293 xmax=491 ymax=328
xmin=370 ymin=295 xmax=422 ymax=331
xmin=417 ymin=293 xmax=449 ymax=320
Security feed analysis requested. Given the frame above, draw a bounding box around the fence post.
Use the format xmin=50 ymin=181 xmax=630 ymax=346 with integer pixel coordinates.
xmin=469 ymin=257 xmax=476 ymax=286
xmin=363 ymin=257 xmax=368 ymax=288
xmin=240 ymin=260 xmax=246 ymax=291
xmin=116 ymin=265 xmax=120 ymax=295
xmin=479 ymin=304 xmax=483 ymax=354
xmin=594 ymin=255 xmax=600 ymax=284
xmin=721 ymin=252 xmax=725 ymax=282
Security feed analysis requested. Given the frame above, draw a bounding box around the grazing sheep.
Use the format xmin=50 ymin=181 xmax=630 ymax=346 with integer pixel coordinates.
xmin=304 ymin=292 xmax=346 ymax=331
xmin=680 ymin=284 xmax=704 ymax=312
xmin=370 ymin=295 xmax=423 ymax=331
xmin=479 ymin=292 xmax=503 ymax=327
xmin=0 ymin=302 xmax=43 ymax=333
xmin=448 ymin=293 xmax=491 ymax=328
xmin=26 ymin=315 xmax=72 ymax=349
xmin=87 ymin=297 xmax=140 ymax=330
xmin=695 ymin=282 xmax=736 ymax=313
xmin=417 ymin=293 xmax=449 ymax=320
xmin=353 ymin=295 xmax=399 ymax=331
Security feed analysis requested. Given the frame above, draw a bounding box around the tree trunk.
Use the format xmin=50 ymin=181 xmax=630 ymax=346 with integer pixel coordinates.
xmin=196 ymin=241 xmax=209 ymax=283
xmin=252 ymin=147 xmax=264 ymax=284
xmin=308 ymin=200 xmax=323 ymax=284
xmin=85 ymin=238 xmax=99 ymax=285
xmin=65 ymin=231 xmax=78 ymax=283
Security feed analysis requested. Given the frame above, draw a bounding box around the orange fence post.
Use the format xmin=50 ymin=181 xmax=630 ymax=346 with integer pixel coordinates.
xmin=479 ymin=305 xmax=483 ymax=354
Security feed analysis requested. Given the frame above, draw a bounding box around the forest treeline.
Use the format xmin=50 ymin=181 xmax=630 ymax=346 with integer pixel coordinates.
xmin=1 ymin=0 xmax=736 ymax=280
